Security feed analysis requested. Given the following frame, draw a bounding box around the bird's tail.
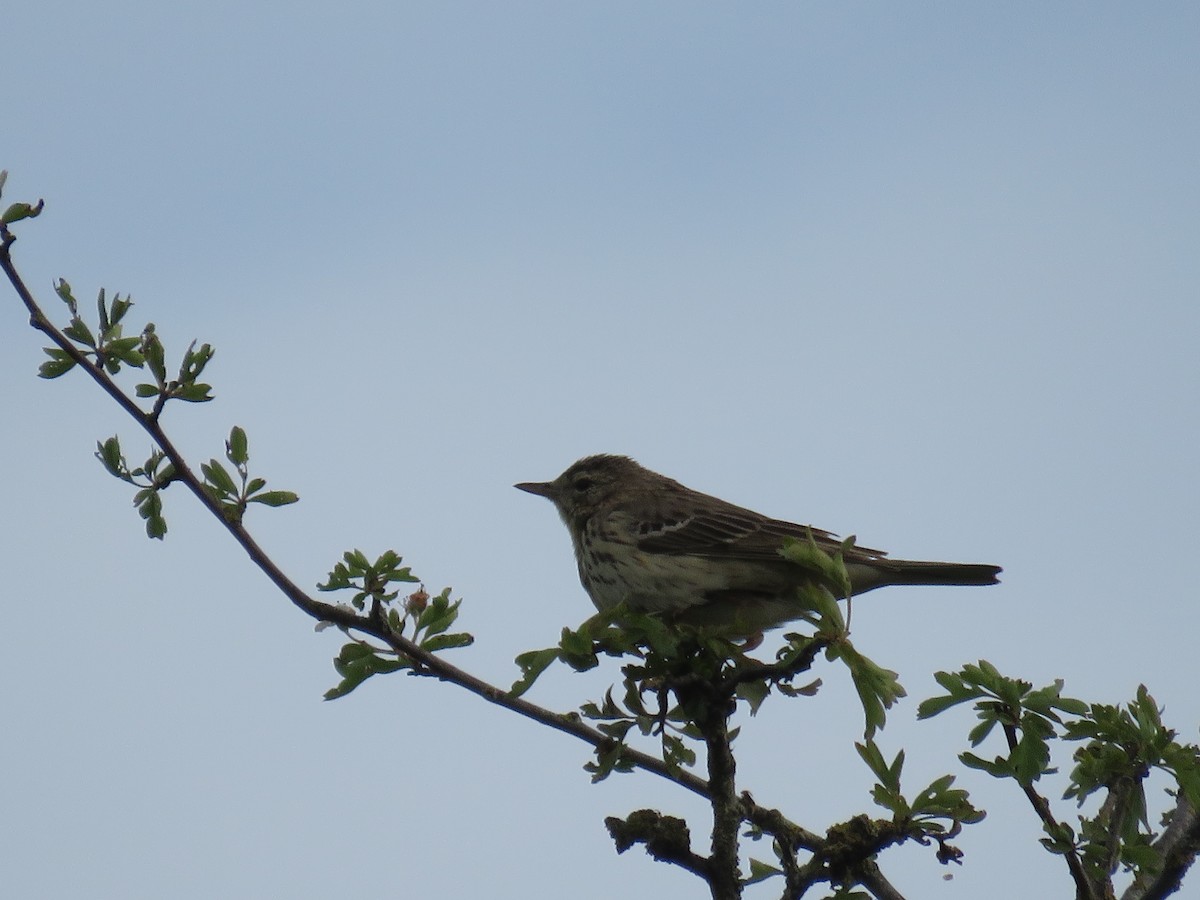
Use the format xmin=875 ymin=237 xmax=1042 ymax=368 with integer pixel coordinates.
xmin=849 ymin=559 xmax=1002 ymax=594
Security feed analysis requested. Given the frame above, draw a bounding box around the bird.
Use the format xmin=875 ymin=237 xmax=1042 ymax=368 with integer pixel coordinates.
xmin=515 ymin=454 xmax=1000 ymax=637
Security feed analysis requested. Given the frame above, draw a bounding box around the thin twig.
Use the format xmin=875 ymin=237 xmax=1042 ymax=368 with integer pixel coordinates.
xmin=1001 ymin=722 xmax=1102 ymax=900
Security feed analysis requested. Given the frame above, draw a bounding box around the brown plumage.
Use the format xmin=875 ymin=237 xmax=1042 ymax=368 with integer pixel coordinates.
xmin=517 ymin=454 xmax=1000 ymax=635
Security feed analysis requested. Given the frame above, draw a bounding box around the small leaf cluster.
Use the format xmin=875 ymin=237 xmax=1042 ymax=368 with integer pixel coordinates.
xmin=586 ymin=639 xmax=719 ymax=779
xmin=319 ymin=550 xmax=473 ymax=700
xmin=826 ymin=636 xmax=906 ymax=741
xmin=31 ymin=274 xmax=217 ymax=414
xmin=95 ymin=435 xmax=175 ymax=539
xmin=920 ymin=662 xmax=1200 ymax=884
xmin=1065 ymin=685 xmax=1200 ymax=814
xmin=38 ymin=281 xmax=143 ymax=378
xmin=518 ymin=612 xmax=760 ymax=780
xmin=320 ymin=549 xmax=420 ymax=611
xmin=856 ymin=739 xmax=985 ymax=862
xmin=778 ymin=536 xmax=907 ymax=738
xmin=510 ymin=607 xmax=676 ymax=697
xmin=918 ymin=661 xmax=1088 ymax=786
xmin=136 ymin=328 xmax=214 ymax=407
xmin=202 ymin=425 xmax=298 ymax=523
xmin=1063 ymin=685 xmax=1200 ymax=878
xmin=513 ymin=538 xmax=909 ymax=782
xmin=777 ymin=532 xmax=855 ymax=602
xmin=741 ymin=743 xmax=986 ymax=891
xmin=515 ymin=616 xmax=866 ymax=783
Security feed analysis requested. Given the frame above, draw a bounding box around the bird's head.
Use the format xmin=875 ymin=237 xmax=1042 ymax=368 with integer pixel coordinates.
xmin=515 ymin=454 xmax=643 ymax=525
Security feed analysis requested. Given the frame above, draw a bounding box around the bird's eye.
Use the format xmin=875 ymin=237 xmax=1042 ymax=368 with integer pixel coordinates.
xmin=572 ymin=477 xmax=593 ymax=492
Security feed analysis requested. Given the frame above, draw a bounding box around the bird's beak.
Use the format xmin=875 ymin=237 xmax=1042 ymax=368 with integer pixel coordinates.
xmin=514 ymin=480 xmax=555 ymax=499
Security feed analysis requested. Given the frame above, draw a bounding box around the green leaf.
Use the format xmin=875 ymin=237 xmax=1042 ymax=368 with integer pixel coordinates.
xmin=917 ymin=693 xmax=968 ymax=719
xmin=174 ymin=382 xmax=213 ymax=402
xmin=135 ymin=488 xmax=162 ymax=519
xmin=385 ymin=566 xmax=419 ymax=584
xmin=776 ymin=677 xmax=822 ymax=698
xmin=966 ymin=717 xmax=999 ymax=747
xmin=933 ymin=670 xmax=967 ymax=692
xmin=1131 ymin=684 xmax=1163 ymax=734
xmin=736 ymin=679 xmax=770 ymax=715
xmin=1011 ymin=726 xmax=1053 ymax=785
xmin=318 ymin=563 xmax=352 ymax=591
xmin=63 ymin=316 xmax=96 ymax=348
xmin=226 ymin=426 xmax=249 ymax=465
xmin=662 ymin=733 xmax=698 ymax=771
xmin=202 ymin=459 xmax=238 ymax=497
xmin=1039 ymin=820 xmax=1076 ymax=855
xmin=829 ymin=640 xmax=906 ymax=739
xmin=101 ymin=438 xmax=124 ymax=471
xmin=110 ymin=294 xmax=134 ymax=327
xmin=1173 ymin=758 xmax=1200 ymax=810
xmin=559 ymin=625 xmax=594 ymax=658
xmin=145 ymin=513 xmax=167 ymax=539
xmin=911 ymin=774 xmax=955 ymax=809
xmin=180 ymin=341 xmax=215 ymax=381
xmin=141 ymin=326 xmax=166 ymax=384
xmin=856 ymin=740 xmax=904 ymax=793
xmin=1120 ymin=840 xmax=1162 ymax=872
xmin=960 ymin=751 xmax=1014 ymax=779
xmin=105 ymin=335 xmax=144 ymax=361
xmin=510 ymin=647 xmax=561 ymax=697
xmin=96 ymin=288 xmax=110 ymax=335
xmin=95 ymin=436 xmax=128 ymax=479
xmin=597 ymin=719 xmax=636 ymax=741
xmin=1 ymin=201 xmax=43 ymax=225
xmin=247 ymin=490 xmax=300 ymax=507
xmin=135 ymin=383 xmax=161 ymax=397
xmin=744 ymin=859 xmax=782 ymax=885
xmin=778 ymin=533 xmax=854 ymax=601
xmin=321 ymin=643 xmax=386 ymax=700
xmin=416 ymin=595 xmax=460 ymax=638
xmin=588 ymin=739 xmax=638 ymax=782
xmin=54 ymin=279 xmax=78 ymax=311
xmin=917 ymin=671 xmax=982 ymax=718
xmin=38 ymin=353 xmax=77 ymax=379
xmin=421 ymin=632 xmax=474 ymax=653
xmin=557 ymin=624 xmax=601 ymax=671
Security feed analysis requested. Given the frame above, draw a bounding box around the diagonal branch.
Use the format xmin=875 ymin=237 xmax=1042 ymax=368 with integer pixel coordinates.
xmin=4 ymin=224 xmax=910 ymax=900
xmin=1 ymin=233 xmax=713 ymax=805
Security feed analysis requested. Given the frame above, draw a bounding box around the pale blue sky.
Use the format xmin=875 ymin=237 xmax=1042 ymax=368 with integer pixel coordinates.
xmin=3 ymin=5 xmax=1198 ymax=899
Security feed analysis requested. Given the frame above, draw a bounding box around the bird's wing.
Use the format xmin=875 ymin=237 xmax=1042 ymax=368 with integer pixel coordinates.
xmin=633 ymin=499 xmax=888 ymax=563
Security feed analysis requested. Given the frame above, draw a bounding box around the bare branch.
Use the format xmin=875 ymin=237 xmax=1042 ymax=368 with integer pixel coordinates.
xmin=606 ymin=810 xmax=710 ymax=879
